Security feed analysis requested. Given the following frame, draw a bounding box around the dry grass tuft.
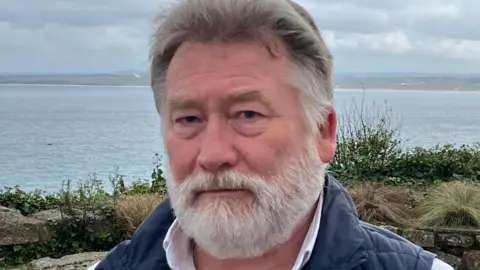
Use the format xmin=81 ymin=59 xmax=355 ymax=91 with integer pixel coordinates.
xmin=415 ymin=181 xmax=480 ymax=228
xmin=115 ymin=194 xmax=164 ymax=237
xmin=349 ymin=182 xmax=411 ymax=226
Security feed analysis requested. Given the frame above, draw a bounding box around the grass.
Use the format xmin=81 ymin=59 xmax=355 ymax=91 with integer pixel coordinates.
xmin=349 ymin=180 xmax=480 ymax=228
xmin=115 ymin=194 xmax=164 ymax=237
xmin=415 ymin=181 xmax=480 ymax=227
xmin=349 ymin=182 xmax=411 ymax=226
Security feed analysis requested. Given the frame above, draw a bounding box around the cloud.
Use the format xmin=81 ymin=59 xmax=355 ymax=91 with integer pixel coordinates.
xmin=435 ymin=39 xmax=480 ymax=60
xmin=0 ymin=0 xmax=479 ymax=74
xmin=323 ymin=30 xmax=413 ymax=54
xmin=304 ymin=0 xmax=480 ymax=70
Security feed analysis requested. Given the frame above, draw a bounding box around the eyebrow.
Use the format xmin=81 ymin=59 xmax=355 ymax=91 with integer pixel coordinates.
xmin=168 ymin=96 xmax=202 ymax=112
xmin=167 ymin=89 xmax=274 ymax=112
xmin=224 ymin=90 xmax=274 ymax=111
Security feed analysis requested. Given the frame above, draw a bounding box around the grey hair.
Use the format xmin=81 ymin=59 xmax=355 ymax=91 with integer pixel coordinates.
xmin=149 ymin=0 xmax=334 ymax=132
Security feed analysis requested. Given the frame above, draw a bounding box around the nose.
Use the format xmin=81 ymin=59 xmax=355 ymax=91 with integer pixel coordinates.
xmin=197 ymin=118 xmax=238 ymax=172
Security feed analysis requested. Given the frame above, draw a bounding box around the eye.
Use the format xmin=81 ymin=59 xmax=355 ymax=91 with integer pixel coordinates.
xmin=175 ymin=116 xmax=201 ymax=124
xmin=238 ymin=111 xmax=261 ymax=119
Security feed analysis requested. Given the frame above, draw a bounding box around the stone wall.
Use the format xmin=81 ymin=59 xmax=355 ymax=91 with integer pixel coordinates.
xmin=380 ymin=225 xmax=480 ymax=270
xmin=0 ymin=205 xmax=110 ymax=267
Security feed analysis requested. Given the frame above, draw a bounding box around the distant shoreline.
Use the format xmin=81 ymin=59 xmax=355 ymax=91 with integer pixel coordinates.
xmin=0 ymin=83 xmax=150 ymax=88
xmin=335 ymin=88 xmax=480 ymax=93
xmin=1 ymin=83 xmax=479 ymax=93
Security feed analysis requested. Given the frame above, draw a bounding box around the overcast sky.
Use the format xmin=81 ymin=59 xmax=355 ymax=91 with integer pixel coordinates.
xmin=0 ymin=0 xmax=479 ymax=74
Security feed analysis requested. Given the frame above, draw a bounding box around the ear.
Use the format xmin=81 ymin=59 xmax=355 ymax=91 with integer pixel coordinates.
xmin=316 ymin=107 xmax=337 ymax=163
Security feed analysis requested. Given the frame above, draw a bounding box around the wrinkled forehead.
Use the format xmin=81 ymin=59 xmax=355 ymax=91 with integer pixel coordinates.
xmin=164 ymin=40 xmax=293 ymax=93
xmin=167 ymin=38 xmax=290 ymax=76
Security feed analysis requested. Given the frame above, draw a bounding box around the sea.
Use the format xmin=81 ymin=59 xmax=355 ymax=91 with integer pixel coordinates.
xmin=1 ymin=84 xmax=479 ymax=193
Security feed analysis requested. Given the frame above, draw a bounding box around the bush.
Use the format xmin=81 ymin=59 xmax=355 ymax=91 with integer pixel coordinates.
xmin=329 ymin=97 xmax=480 ymax=187
xmin=415 ymin=181 xmax=480 ymax=227
xmin=396 ymin=144 xmax=480 ymax=184
xmin=348 ymin=182 xmax=411 ymax=226
xmin=0 ymin=155 xmax=168 ymax=267
xmin=0 ymin=187 xmax=59 ymax=216
xmin=0 ymin=176 xmax=125 ymax=266
xmin=330 ymin=99 xmax=403 ymax=184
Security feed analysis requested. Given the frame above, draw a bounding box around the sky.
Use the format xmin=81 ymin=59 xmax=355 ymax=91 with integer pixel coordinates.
xmin=0 ymin=0 xmax=479 ymax=74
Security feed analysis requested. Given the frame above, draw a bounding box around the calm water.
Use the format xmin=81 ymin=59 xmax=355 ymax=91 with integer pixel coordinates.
xmin=1 ymin=85 xmax=479 ymax=193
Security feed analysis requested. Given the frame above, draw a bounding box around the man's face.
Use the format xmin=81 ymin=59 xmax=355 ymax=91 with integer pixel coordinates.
xmin=164 ymin=40 xmax=310 ymax=185
xmin=162 ymin=39 xmax=335 ymax=258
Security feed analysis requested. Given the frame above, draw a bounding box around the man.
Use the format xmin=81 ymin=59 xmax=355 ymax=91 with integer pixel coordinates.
xmin=91 ymin=0 xmax=454 ymax=269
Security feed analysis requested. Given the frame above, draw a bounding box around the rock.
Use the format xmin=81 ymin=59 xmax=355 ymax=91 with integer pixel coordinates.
xmin=31 ymin=209 xmax=109 ymax=234
xmin=435 ymin=252 xmax=462 ymax=270
xmin=476 ymin=235 xmax=480 ymax=247
xmin=30 ymin=252 xmax=107 ymax=270
xmin=446 ymin=247 xmax=465 ymax=257
xmin=424 ymin=227 xmax=480 ymax=236
xmin=379 ymin=225 xmax=398 ymax=234
xmin=402 ymin=229 xmax=435 ymax=247
xmin=28 ymin=209 xmax=70 ymax=223
xmin=463 ymin=250 xmax=480 ymax=270
xmin=0 ymin=206 xmax=50 ymax=246
xmin=438 ymin=233 xmax=474 ymax=247
xmin=0 ymin=205 xmax=20 ymax=214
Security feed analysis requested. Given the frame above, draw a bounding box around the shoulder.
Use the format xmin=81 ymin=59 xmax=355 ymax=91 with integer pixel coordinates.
xmin=360 ymin=221 xmax=421 ymax=254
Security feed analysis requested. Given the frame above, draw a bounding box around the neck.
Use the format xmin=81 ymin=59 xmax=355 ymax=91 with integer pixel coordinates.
xmin=193 ymin=200 xmax=318 ymax=270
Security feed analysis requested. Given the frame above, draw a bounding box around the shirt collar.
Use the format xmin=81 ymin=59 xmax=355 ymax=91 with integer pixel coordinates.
xmin=293 ymin=192 xmax=323 ymax=269
xmin=163 ymin=193 xmax=323 ymax=270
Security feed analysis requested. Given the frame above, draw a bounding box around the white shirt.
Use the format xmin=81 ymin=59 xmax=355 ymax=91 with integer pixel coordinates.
xmin=89 ymin=193 xmax=454 ymax=270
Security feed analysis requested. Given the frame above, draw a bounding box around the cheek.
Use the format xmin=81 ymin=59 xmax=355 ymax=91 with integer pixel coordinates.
xmin=248 ymin=123 xmax=305 ymax=175
xmin=165 ymin=134 xmax=197 ymax=181
xmin=236 ymin=135 xmax=292 ymax=178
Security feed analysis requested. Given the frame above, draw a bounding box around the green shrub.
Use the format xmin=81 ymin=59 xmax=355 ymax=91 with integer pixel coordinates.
xmin=329 ymin=97 xmax=480 ymax=187
xmin=0 ymin=187 xmax=60 ymax=216
xmin=0 ymin=215 xmax=124 ymax=266
xmin=0 ymin=155 xmax=168 ymax=267
xmin=330 ymin=99 xmax=403 ymax=184
xmin=396 ymin=143 xmax=480 ymax=183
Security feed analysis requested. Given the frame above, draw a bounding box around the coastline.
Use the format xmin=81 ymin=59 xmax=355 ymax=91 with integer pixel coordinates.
xmin=0 ymin=83 xmax=150 ymax=88
xmin=1 ymin=83 xmax=479 ymax=93
xmin=335 ymin=88 xmax=480 ymax=93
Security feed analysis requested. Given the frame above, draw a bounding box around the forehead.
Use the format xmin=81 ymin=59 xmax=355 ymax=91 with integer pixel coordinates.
xmin=164 ymin=40 xmax=292 ymax=101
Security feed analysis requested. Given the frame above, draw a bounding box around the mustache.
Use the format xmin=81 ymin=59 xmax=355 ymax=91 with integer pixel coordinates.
xmin=176 ymin=170 xmax=264 ymax=195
